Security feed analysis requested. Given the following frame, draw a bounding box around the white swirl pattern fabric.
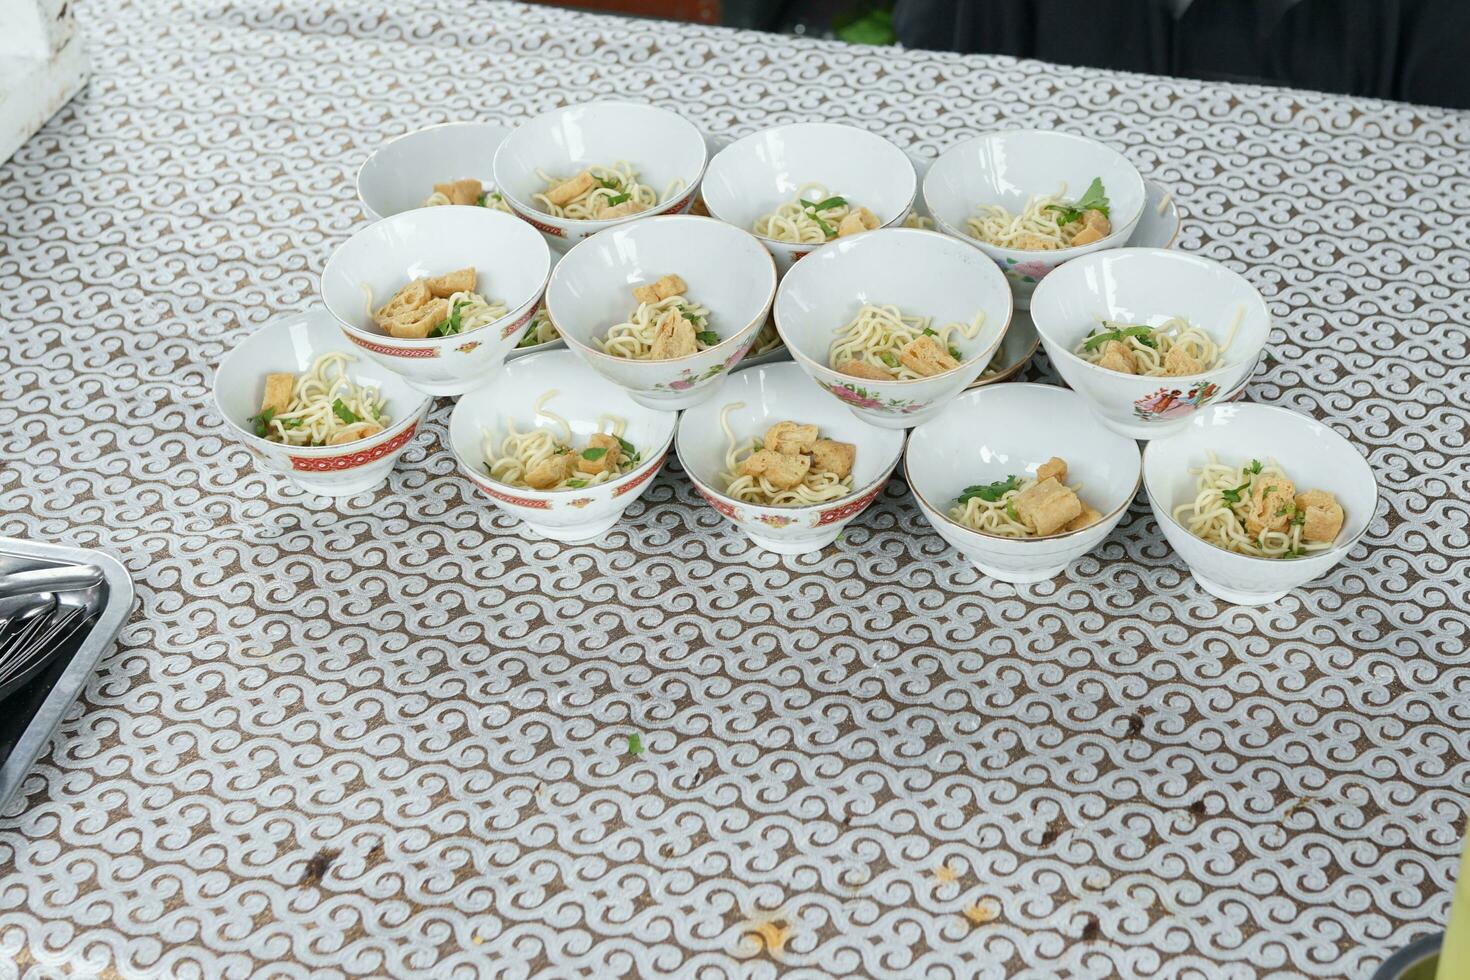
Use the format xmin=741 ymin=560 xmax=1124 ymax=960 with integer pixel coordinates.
xmin=0 ymin=1 xmax=1468 ymax=977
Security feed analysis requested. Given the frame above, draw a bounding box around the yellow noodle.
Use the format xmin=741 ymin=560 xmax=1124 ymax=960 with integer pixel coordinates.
xmin=1170 ymin=453 xmax=1339 ymax=559
xmin=717 ymin=402 xmax=853 ymax=507
xmin=480 ymin=390 xmax=638 ymax=492
xmin=261 ymin=352 xmax=389 ymax=447
xmin=531 ymin=161 xmax=683 ymax=221
xmin=828 ymin=303 xmax=984 ymax=380
xmin=595 ymin=293 xmax=715 ymax=360
xmin=753 ymin=183 xmax=856 ymax=244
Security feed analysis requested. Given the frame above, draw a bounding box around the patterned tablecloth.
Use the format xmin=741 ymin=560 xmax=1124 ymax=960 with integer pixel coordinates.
xmin=1 ymin=1 xmax=1467 ymax=976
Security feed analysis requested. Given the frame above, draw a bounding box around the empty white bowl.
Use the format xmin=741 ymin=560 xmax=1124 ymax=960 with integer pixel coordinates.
xmin=545 ymin=214 xmax=778 ymax=411
xmin=905 ymin=383 xmax=1142 ymax=583
xmin=676 ymin=362 xmax=906 ymax=555
xmin=774 ymin=227 xmax=1012 ymax=428
xmin=356 ymin=121 xmax=513 ymax=220
xmin=319 ymin=206 xmax=552 ymax=397
xmin=702 ymin=122 xmax=918 ymax=275
xmin=1029 ymin=247 xmax=1271 ymax=440
xmin=1143 ymin=403 xmax=1377 ymax=605
xmin=213 ymin=308 xmax=432 ymax=497
xmin=447 ymin=349 xmax=678 ymax=542
xmin=924 ymin=130 xmax=1146 ymax=308
xmin=492 ymin=100 xmax=707 ymax=251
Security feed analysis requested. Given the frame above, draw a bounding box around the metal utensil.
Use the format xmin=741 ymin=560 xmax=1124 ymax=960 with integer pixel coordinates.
xmin=0 ymin=601 xmax=92 ymax=702
xmin=0 ymin=565 xmax=103 ymax=601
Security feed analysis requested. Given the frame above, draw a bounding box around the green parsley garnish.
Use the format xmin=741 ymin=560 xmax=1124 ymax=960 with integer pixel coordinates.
xmin=626 ymin=733 xmax=643 ymax=756
xmin=331 ymin=399 xmax=359 ymax=424
xmin=948 ymin=345 xmax=962 ymax=361
xmin=474 ymin=192 xmax=487 ymax=207
xmin=596 ymin=176 xmax=621 ymax=191
xmin=958 ymin=475 xmax=1020 ymax=504
xmin=695 ymin=330 xmax=720 ymax=347
xmin=1220 ymin=480 xmax=1252 ymax=505
xmin=281 ymin=418 xmax=303 ymax=429
xmin=799 ymin=195 xmax=846 ymax=240
xmin=921 ymin=326 xmax=938 ymax=337
xmin=1006 ymin=499 xmax=1021 ymax=523
xmin=566 ymin=479 xmax=588 ymax=489
xmin=246 ymin=407 xmax=276 ymax=437
xmin=1082 ymin=324 xmax=1156 ymax=352
xmin=581 ymin=447 xmax=609 ymax=462
xmin=603 ymin=191 xmax=631 ymax=208
xmin=1045 ymin=177 xmax=1109 ymax=225
xmin=1247 ymin=459 xmax=1263 ymax=474
xmin=878 ymin=351 xmax=899 ymax=369
xmin=428 ymin=299 xmax=467 ymax=338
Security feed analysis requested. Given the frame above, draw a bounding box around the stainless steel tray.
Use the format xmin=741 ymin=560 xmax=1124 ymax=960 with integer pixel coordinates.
xmin=0 ymin=538 xmax=134 ymax=812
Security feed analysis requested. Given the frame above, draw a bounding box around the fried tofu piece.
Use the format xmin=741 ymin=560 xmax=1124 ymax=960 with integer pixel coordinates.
xmin=1244 ymin=476 xmax=1297 ymax=537
xmin=764 ymin=421 xmax=819 ymax=456
xmin=1013 ymin=232 xmax=1059 ymax=251
xmin=1012 ymin=477 xmax=1083 ymax=536
xmin=433 ymin=178 xmax=483 ymax=206
xmin=425 ymin=267 xmax=476 ymax=298
xmin=810 ymin=439 xmax=855 ymax=479
xmin=1063 ymin=502 xmax=1103 ymax=532
xmin=1035 ymin=456 xmax=1067 ymax=484
xmin=632 ymin=274 xmax=687 ymax=306
xmin=1164 ymin=344 xmax=1203 ymax=376
xmin=738 ymin=449 xmax=810 ymax=491
xmin=649 ymin=308 xmax=698 ymax=359
xmin=373 ymin=279 xmax=432 ymax=326
xmin=576 ymin=432 xmax=624 ymax=475
xmin=1097 ymin=340 xmax=1136 ymax=375
xmin=261 ymin=372 xmax=295 ymax=417
xmin=327 ymin=421 xmax=384 ymax=445
xmin=836 ymin=206 xmax=880 ymax=237
xmin=596 ymin=199 xmax=642 ymax=220
xmin=1068 ymin=209 xmax=1111 ymax=246
xmin=382 ymin=297 xmax=449 ymax=339
xmin=525 ymin=452 xmax=576 ymax=490
xmin=1295 ymin=489 xmax=1344 ymax=543
xmin=838 ymin=359 xmax=894 ymax=381
xmin=545 ymin=170 xmax=596 ymax=207
xmin=898 ymin=335 xmax=960 ymax=377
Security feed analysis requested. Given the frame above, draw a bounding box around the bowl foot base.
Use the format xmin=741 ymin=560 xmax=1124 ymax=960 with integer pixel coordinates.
xmin=521 ymin=513 xmax=622 ymax=543
xmin=1189 ymin=572 xmax=1289 ymax=606
xmin=629 ymin=380 xmax=725 ymax=412
xmin=745 ymin=528 xmax=840 ymax=555
xmin=1092 ymin=414 xmax=1189 ymax=441
xmin=404 ymin=377 xmax=489 ymax=398
xmin=971 ymin=559 xmax=1064 ymax=584
xmin=285 ymin=475 xmax=388 ymax=497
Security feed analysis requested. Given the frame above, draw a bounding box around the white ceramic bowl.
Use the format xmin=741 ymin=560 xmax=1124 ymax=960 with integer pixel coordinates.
xmin=1029 ymin=247 xmax=1271 ymax=440
xmin=492 ymin=100 xmax=707 ymax=252
xmin=213 ymin=308 xmax=432 ymax=497
xmin=545 ymin=214 xmax=778 ymax=411
xmin=774 ymin=227 xmax=1013 ymax=428
xmin=319 ymin=206 xmax=552 ymax=397
xmin=905 ymin=384 xmax=1142 ymax=583
xmin=702 ymin=123 xmax=918 ymax=275
xmin=676 ymin=362 xmax=906 ymax=555
xmin=1143 ymin=403 xmax=1377 ymax=605
xmin=447 ymin=349 xmax=678 ymax=542
xmin=923 ymin=130 xmax=1146 ymax=308
xmin=356 ymin=121 xmax=513 ymax=220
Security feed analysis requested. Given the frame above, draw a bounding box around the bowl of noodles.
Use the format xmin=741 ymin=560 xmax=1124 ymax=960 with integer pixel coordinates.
xmin=213 ymin=308 xmax=433 ymax=497
xmin=356 ymin=121 xmax=518 ymax=220
xmin=701 ymin=122 xmax=918 ymax=275
xmin=923 ymin=130 xmax=1146 ymax=309
xmin=773 ymin=227 xmax=1012 ymax=429
xmin=676 ymin=361 xmax=906 ymax=555
xmin=544 ymin=214 xmax=778 ymax=411
xmin=446 ymin=349 xmax=678 ymax=542
xmin=492 ymin=100 xmax=707 ymax=251
xmin=1143 ymin=403 xmax=1377 ymax=605
xmin=319 ymin=206 xmax=553 ymax=397
xmin=905 ymin=383 xmax=1142 ymax=583
xmin=1029 ymin=247 xmax=1271 ymax=440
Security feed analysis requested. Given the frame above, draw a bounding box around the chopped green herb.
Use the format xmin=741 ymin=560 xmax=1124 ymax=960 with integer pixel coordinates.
xmin=1045 ymin=177 xmax=1110 ymax=225
xmin=1006 ymin=499 xmax=1021 ymax=523
xmin=428 ymin=298 xmax=467 ymax=338
xmin=948 ymin=345 xmax=962 ymax=361
xmin=491 ymin=191 xmax=502 ymax=202
xmin=1247 ymin=459 xmax=1263 ymax=474
xmin=554 ymin=445 xmax=571 ymax=455
xmin=878 ymin=351 xmax=899 ymax=369
xmin=566 ymin=479 xmax=588 ymax=489
xmin=626 ymin=733 xmax=643 ymax=756
xmin=1220 ymin=480 xmax=1252 ymax=505
xmin=1082 ymin=324 xmax=1156 ymax=352
xmin=604 ymin=191 xmax=632 ymax=208
xmin=280 ymin=417 xmax=303 ymax=429
xmin=695 ymin=330 xmax=720 ymax=347
xmin=958 ymin=475 xmax=1020 ymax=504
xmin=616 ymin=436 xmax=638 ymax=457
xmin=581 ymin=447 xmax=609 ymax=462
xmin=475 ymin=192 xmax=487 ymax=207
xmin=246 ymin=407 xmax=276 ymax=437
xmin=369 ymin=405 xmax=381 ymax=420
xmin=596 ymin=176 xmax=621 ymax=191
xmin=800 ymin=195 xmax=847 ymax=213
xmin=331 ymin=399 xmax=359 ymax=424
xmin=676 ymin=305 xmax=703 ymax=325
xmin=921 ymin=326 xmax=938 ymax=337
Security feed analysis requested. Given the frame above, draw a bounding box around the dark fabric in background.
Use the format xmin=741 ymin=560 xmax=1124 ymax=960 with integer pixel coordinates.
xmin=886 ymin=0 xmax=1470 ymax=109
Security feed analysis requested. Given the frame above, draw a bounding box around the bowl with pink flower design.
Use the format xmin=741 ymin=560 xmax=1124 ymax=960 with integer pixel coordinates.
xmin=676 ymin=361 xmax=906 ymax=555
xmin=545 ymin=214 xmax=777 ymax=411
xmin=775 ymin=227 xmax=1012 ymax=429
xmin=922 ymin=130 xmax=1146 ymax=310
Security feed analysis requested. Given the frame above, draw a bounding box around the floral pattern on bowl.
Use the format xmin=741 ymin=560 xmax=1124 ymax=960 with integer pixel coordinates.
xmin=817 ymin=380 xmax=928 ymax=416
xmin=755 ymin=513 xmax=796 ymax=529
xmin=1133 ymin=381 xmax=1220 ymax=422
xmin=649 ymin=343 xmax=752 ymax=393
xmin=999 ymin=256 xmax=1056 ymax=285
xmin=454 ymin=340 xmax=483 ymax=355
